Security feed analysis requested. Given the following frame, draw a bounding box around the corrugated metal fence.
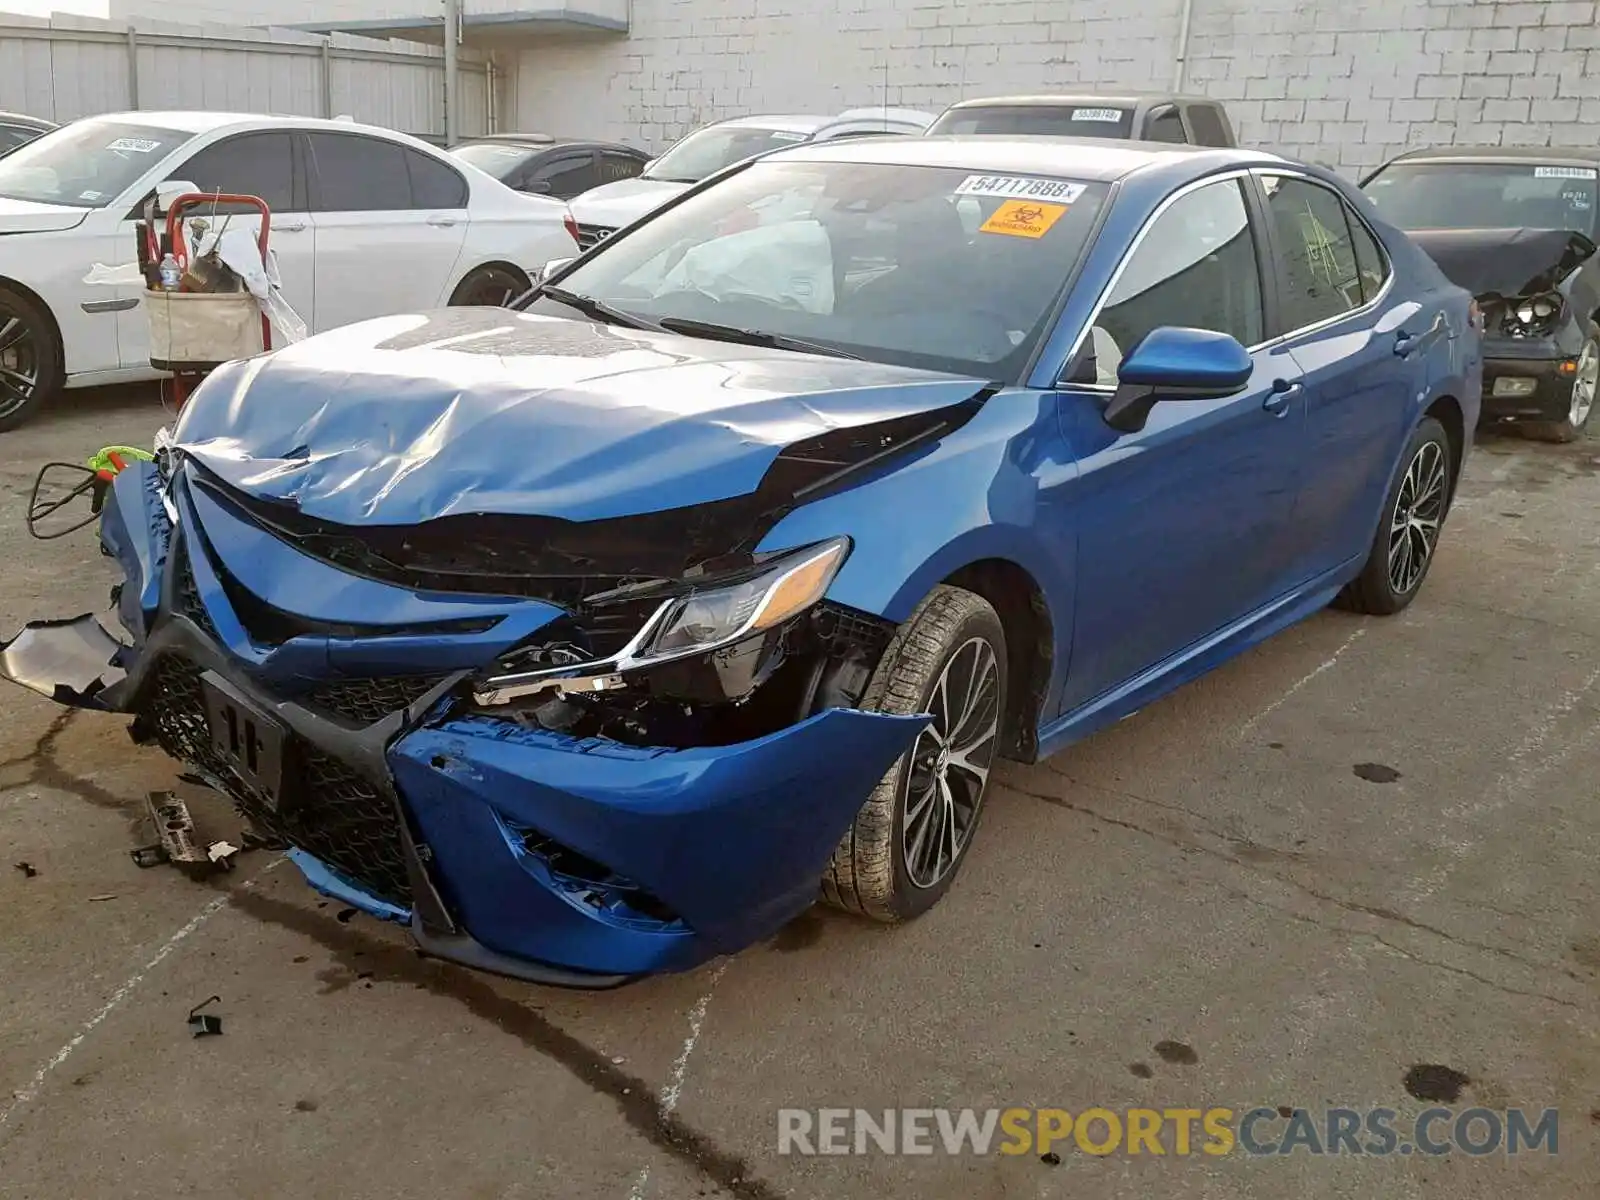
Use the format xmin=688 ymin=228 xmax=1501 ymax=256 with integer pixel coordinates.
xmin=0 ymin=14 xmax=489 ymax=140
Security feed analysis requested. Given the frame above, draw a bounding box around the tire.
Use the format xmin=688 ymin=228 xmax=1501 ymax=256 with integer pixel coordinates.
xmin=447 ymin=264 xmax=532 ymax=309
xmin=0 ymin=285 xmax=63 ymax=433
xmin=1523 ymin=336 xmax=1599 ymax=443
xmin=821 ymin=584 xmax=1008 ymax=923
xmin=1335 ymin=415 xmax=1454 ymax=616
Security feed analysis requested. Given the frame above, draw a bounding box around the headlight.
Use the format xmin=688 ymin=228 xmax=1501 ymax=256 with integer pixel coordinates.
xmin=472 ymin=536 xmax=851 ymax=707
xmin=1509 ymin=292 xmax=1562 ymax=332
xmin=636 ymin=536 xmax=849 ymax=661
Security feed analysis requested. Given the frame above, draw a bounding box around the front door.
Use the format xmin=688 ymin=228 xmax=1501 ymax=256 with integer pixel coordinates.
xmin=304 ymin=131 xmax=469 ymax=331
xmin=1056 ymin=176 xmax=1308 ymax=714
xmin=117 ymin=130 xmax=315 ymax=367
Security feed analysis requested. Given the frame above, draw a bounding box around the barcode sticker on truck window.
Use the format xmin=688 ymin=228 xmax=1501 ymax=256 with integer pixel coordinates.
xmin=106 ymin=137 xmax=161 ymax=153
xmin=955 ymin=175 xmax=1087 ymax=203
xmin=1071 ymin=108 xmax=1124 ymax=123
xmin=1534 ymin=166 xmax=1598 ymax=180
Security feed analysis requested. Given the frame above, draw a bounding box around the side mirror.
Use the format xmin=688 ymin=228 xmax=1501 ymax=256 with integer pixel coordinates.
xmin=156 ymin=179 xmax=199 ymax=214
xmin=1102 ymin=327 xmax=1253 ymax=433
xmin=524 ymin=179 xmax=554 ymax=195
xmin=539 ymin=257 xmax=575 ymax=282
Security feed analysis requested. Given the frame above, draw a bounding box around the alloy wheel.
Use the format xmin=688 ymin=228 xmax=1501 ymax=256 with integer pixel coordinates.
xmin=901 ymin=636 xmax=1002 ymax=889
xmin=0 ymin=312 xmax=39 ymax=422
xmin=1387 ymin=440 xmax=1447 ymax=595
xmin=1569 ymin=341 xmax=1599 ymax=429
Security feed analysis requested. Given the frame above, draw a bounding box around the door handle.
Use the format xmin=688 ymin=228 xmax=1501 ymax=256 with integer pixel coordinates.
xmin=427 ymin=215 xmax=459 ymax=228
xmin=275 ymin=219 xmax=307 ymax=233
xmin=1394 ymin=332 xmax=1419 ymax=358
xmin=1394 ymin=313 xmax=1447 ymax=358
xmin=1263 ymin=379 xmax=1302 ymax=415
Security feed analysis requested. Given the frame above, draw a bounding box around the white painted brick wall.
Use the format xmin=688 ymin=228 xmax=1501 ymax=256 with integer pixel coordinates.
xmin=513 ymin=0 xmax=1600 ymax=177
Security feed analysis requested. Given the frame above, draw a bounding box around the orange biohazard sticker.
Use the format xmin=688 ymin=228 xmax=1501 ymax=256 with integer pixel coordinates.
xmin=979 ymin=199 xmax=1068 ymax=239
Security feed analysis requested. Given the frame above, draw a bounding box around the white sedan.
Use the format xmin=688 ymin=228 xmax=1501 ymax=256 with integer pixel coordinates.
xmin=0 ymin=111 xmax=577 ymax=430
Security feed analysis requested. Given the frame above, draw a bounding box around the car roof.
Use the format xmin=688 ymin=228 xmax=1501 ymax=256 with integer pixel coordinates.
xmin=455 ymin=133 xmax=643 ymax=151
xmin=0 ymin=110 xmax=54 ymax=129
xmin=827 ymin=107 xmax=938 ymax=124
xmin=66 ymin=110 xmax=439 ymax=142
xmin=1383 ymin=145 xmax=1600 ymax=167
xmin=705 ymin=113 xmax=834 ymax=133
xmin=940 ymin=93 xmax=1216 ymax=110
xmin=770 ymin=133 xmax=1282 ymax=183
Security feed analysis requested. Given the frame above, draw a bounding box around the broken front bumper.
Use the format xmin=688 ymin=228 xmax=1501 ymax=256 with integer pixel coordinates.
xmin=1 ymin=460 xmax=927 ymax=986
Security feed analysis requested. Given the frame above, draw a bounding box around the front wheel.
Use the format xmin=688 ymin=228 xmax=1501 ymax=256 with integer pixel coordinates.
xmin=1524 ymin=336 xmax=1599 ymax=443
xmin=1335 ymin=415 xmax=1454 ymax=616
xmin=821 ymin=585 xmax=1008 ymax=923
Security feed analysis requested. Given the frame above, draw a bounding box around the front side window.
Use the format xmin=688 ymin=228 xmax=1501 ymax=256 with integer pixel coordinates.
xmin=1363 ymin=161 xmax=1598 ymax=237
xmin=641 ymin=125 xmax=813 ymax=184
xmin=536 ymin=159 xmax=1109 ymax=378
xmin=0 ymin=118 xmax=190 ymax=207
xmin=1261 ymin=174 xmax=1367 ymax=330
xmin=178 ymin=132 xmax=299 ymax=214
xmin=1087 ymin=179 xmax=1264 ymax=384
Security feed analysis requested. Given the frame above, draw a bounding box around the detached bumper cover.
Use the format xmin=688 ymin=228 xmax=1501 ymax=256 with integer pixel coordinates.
xmin=0 ymin=460 xmax=928 ymax=985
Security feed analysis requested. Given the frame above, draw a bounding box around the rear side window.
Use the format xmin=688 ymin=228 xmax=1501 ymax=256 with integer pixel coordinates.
xmin=1186 ymin=105 xmax=1231 ymax=147
xmin=599 ymin=150 xmax=645 ymax=183
xmin=307 ymin=132 xmax=411 ymax=211
xmin=0 ymin=124 xmax=39 ymax=153
xmin=1260 ymin=174 xmax=1371 ymax=331
xmin=1090 ymin=179 xmax=1265 ymax=378
xmin=526 ymin=152 xmax=599 ymax=198
xmin=178 ymin=131 xmax=300 ymax=214
xmin=1144 ymin=107 xmax=1187 ymax=144
xmin=406 ymin=147 xmax=468 ymax=207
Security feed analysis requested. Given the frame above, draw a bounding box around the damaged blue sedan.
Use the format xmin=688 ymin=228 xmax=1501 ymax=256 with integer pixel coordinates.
xmin=0 ymin=137 xmax=1480 ymax=986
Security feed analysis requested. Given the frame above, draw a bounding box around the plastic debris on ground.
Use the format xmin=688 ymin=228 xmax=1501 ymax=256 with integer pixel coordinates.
xmin=187 ymin=995 xmax=224 ymax=1037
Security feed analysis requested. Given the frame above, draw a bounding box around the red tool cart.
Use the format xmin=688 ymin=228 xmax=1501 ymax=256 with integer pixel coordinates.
xmin=140 ymin=191 xmax=274 ymax=410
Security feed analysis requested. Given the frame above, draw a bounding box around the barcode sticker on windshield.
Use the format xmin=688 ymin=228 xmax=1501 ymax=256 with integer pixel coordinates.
xmin=1535 ymin=166 xmax=1597 ymax=180
xmin=106 ymin=137 xmax=161 ymax=153
xmin=1071 ymin=108 xmax=1124 ymax=123
xmin=956 ymin=174 xmax=1086 ymax=203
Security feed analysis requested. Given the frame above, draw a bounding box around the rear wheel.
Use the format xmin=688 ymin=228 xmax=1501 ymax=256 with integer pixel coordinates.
xmin=1335 ymin=415 xmax=1453 ymax=616
xmin=1524 ymin=336 xmax=1598 ymax=443
xmin=821 ymin=585 xmax=1007 ymax=923
xmin=447 ymin=264 xmax=531 ymax=308
xmin=0 ymin=286 xmax=63 ymax=433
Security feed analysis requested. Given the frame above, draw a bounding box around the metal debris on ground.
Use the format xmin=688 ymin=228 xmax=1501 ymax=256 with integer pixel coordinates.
xmin=130 ymin=791 xmax=246 ymax=878
xmin=88 ymin=893 xmax=117 ymax=902
xmin=187 ymin=995 xmax=224 ymax=1037
xmin=13 ymin=860 xmax=37 ymax=878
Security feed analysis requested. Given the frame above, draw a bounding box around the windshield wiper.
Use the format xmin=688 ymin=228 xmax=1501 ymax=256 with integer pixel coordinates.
xmin=538 ymin=285 xmax=662 ymax=331
xmin=655 ymin=316 xmax=861 ymax=360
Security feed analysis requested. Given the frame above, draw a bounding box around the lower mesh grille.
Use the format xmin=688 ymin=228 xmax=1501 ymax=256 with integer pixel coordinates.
xmin=306 ymin=676 xmax=448 ymax=725
xmin=139 ymin=655 xmax=413 ymax=906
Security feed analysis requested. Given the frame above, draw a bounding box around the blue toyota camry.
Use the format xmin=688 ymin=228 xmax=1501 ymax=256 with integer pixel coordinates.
xmin=1 ymin=137 xmax=1481 ymax=986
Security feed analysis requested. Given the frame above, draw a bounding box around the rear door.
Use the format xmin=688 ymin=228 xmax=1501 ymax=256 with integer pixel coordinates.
xmin=116 ymin=129 xmax=313 ymax=368
xmin=304 ymin=131 xmax=469 ymax=331
xmin=1254 ymin=171 xmax=1417 ymax=578
xmin=1056 ymin=175 xmax=1309 ymax=714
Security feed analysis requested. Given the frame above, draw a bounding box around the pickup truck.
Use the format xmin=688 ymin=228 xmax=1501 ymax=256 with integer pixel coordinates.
xmin=924 ymin=93 xmax=1237 ymax=147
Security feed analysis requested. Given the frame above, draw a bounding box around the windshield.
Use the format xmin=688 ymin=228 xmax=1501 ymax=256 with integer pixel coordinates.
xmin=1364 ymin=162 xmax=1598 ymax=235
xmin=530 ymin=158 xmax=1109 ymax=378
xmin=0 ymin=118 xmax=191 ymax=207
xmin=449 ymin=141 xmax=545 ymax=179
xmin=926 ymin=105 xmax=1137 ymax=139
xmin=643 ymin=124 xmax=815 ymax=184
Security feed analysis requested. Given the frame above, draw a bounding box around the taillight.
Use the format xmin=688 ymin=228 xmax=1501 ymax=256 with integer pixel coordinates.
xmin=563 ymin=209 xmax=580 ymax=244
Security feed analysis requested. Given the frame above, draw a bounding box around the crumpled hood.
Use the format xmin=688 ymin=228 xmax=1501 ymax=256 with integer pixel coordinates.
xmin=0 ymin=196 xmax=90 ymax=234
xmin=173 ymin=307 xmax=989 ymax=526
xmin=1408 ymin=226 xmax=1598 ymax=298
xmin=567 ymin=177 xmax=690 ymax=228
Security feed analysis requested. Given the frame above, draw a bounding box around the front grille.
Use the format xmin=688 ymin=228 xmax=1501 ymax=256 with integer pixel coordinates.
xmin=172 ymin=544 xmax=217 ymax=640
xmin=138 ymin=654 xmax=413 ymax=906
xmin=575 ymin=222 xmax=617 ymax=250
xmin=306 ymin=675 xmax=449 ymax=725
